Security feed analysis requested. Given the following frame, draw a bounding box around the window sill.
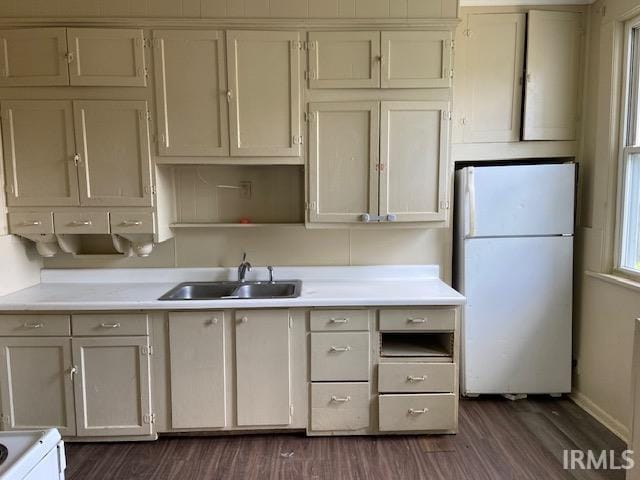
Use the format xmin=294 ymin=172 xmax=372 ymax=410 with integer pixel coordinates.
xmin=585 ymin=271 xmax=640 ymax=293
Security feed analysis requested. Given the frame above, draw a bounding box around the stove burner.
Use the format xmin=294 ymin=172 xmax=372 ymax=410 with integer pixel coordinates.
xmin=0 ymin=443 xmax=7 ymax=466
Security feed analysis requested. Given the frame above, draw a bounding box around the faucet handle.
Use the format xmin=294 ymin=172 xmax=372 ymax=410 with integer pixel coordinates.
xmin=267 ymin=266 xmax=274 ymax=283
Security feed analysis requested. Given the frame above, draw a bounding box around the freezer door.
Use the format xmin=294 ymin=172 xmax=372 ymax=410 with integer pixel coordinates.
xmin=461 ymin=164 xmax=575 ymax=237
xmin=461 ymin=236 xmax=573 ymax=395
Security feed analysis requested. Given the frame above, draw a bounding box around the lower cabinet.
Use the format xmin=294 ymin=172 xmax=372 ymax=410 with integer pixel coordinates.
xmin=310 ymin=383 xmax=370 ymax=432
xmin=378 ymin=394 xmax=456 ymax=432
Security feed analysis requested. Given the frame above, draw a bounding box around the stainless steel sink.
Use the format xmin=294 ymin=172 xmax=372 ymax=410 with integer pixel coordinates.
xmin=158 ymin=280 xmax=302 ymax=300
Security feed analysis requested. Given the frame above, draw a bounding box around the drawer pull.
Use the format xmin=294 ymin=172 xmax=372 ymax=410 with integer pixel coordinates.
xmin=70 ymin=220 xmax=92 ymax=226
xmin=329 ymin=317 xmax=349 ymax=324
xmin=407 ymin=317 xmax=427 ymax=324
xmin=408 ymin=408 xmax=429 ymax=415
xmin=120 ymin=220 xmax=143 ymax=226
xmin=23 ymin=322 xmax=43 ymax=329
xmin=100 ymin=322 xmax=121 ymax=328
xmin=21 ymin=221 xmax=42 ymax=227
xmin=407 ymin=375 xmax=427 ymax=382
xmin=329 ymin=345 xmax=352 ymax=352
xmin=330 ymin=395 xmax=351 ymax=403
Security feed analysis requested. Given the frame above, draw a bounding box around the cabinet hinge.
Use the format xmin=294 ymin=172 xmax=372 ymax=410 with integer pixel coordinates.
xmin=290 ymin=404 xmax=294 ymax=417
xmin=143 ymin=413 xmax=156 ymax=424
xmin=450 ymin=39 xmax=455 ymax=51
xmin=463 ymin=29 xmax=471 ymax=37
xmin=293 ymin=135 xmax=304 ymax=145
xmin=0 ymin=413 xmax=10 ymax=425
xmin=440 ymin=200 xmax=450 ymax=210
xmin=304 ymin=70 xmax=316 ymax=81
xmin=142 ymin=345 xmax=153 ymax=355
xmin=146 ymin=110 xmax=152 ymax=121
xmin=443 ymin=111 xmax=452 ymax=121
xmin=5 ymin=184 xmax=13 ymax=194
xmin=303 ymin=111 xmax=315 ymax=123
xmin=144 ymin=67 xmax=149 ymax=79
xmin=306 ymin=201 xmax=317 ymax=212
xmin=449 ymin=69 xmax=454 ymax=79
xmin=289 ymin=316 xmax=293 ymax=328
xmin=143 ymin=38 xmax=153 ymax=48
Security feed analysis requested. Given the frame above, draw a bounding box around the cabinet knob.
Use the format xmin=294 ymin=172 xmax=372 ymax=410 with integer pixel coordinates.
xmin=241 ymin=316 xmax=248 ymax=323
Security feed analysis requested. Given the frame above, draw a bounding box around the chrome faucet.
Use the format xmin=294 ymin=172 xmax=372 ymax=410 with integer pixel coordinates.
xmin=237 ymin=252 xmax=252 ymax=283
xmin=267 ymin=266 xmax=274 ymax=283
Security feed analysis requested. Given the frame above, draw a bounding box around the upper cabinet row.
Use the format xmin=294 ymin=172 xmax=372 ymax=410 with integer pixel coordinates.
xmin=455 ymin=10 xmax=583 ymax=143
xmin=0 ymin=27 xmax=146 ymax=87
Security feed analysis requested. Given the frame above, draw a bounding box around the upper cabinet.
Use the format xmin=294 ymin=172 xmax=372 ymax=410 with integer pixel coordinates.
xmin=308 ymin=31 xmax=452 ymax=89
xmin=153 ymin=30 xmax=228 ymax=157
xmin=226 ymin=31 xmax=301 ymax=157
xmin=0 ymin=28 xmax=146 ymax=87
xmin=523 ymin=11 xmax=582 ymax=141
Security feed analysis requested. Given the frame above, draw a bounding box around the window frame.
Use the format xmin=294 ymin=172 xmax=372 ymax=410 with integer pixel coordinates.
xmin=615 ymin=14 xmax=640 ymax=279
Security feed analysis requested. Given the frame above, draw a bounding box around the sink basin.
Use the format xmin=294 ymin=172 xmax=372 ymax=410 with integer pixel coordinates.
xmin=158 ymin=280 xmax=302 ymax=300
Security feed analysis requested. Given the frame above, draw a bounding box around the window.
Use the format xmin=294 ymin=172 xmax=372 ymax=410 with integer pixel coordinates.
xmin=618 ymin=16 xmax=640 ymax=277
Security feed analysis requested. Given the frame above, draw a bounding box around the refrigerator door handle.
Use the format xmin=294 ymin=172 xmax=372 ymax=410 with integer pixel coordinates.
xmin=466 ymin=167 xmax=476 ymax=237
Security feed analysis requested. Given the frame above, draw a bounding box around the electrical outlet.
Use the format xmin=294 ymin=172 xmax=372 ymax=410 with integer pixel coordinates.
xmin=239 ymin=181 xmax=252 ymax=200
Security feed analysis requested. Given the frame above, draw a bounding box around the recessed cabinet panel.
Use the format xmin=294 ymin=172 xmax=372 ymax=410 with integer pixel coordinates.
xmin=463 ymin=14 xmax=526 ymax=143
xmin=381 ymin=31 xmax=451 ymax=88
xmin=0 ymin=28 xmax=69 ymax=86
xmin=227 ymin=31 xmax=301 ymax=157
xmin=169 ymin=312 xmax=226 ymax=429
xmin=379 ymin=101 xmax=449 ymax=222
xmin=308 ymin=102 xmax=379 ymax=223
xmin=523 ymin=11 xmax=582 ymax=141
xmin=1 ymin=101 xmax=79 ymax=206
xmin=73 ymin=100 xmax=152 ymax=207
xmin=72 ymin=336 xmax=152 ymax=437
xmin=67 ymin=28 xmax=146 ymax=86
xmin=153 ymin=30 xmax=229 ymax=156
xmin=308 ymin=31 xmax=380 ymax=88
xmin=0 ymin=337 xmax=76 ymax=436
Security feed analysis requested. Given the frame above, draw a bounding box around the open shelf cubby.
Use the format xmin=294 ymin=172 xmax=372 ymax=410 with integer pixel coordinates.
xmin=380 ymin=332 xmax=453 ymax=358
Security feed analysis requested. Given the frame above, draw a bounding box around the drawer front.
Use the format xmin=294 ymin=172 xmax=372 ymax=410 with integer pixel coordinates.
xmin=72 ymin=314 xmax=148 ymax=336
xmin=378 ymin=363 xmax=455 ymax=393
xmin=310 ymin=332 xmax=369 ymax=382
xmin=310 ymin=309 xmax=369 ymax=331
xmin=311 ymin=382 xmax=370 ymax=431
xmin=0 ymin=315 xmax=70 ymax=336
xmin=379 ymin=308 xmax=455 ymax=332
xmin=54 ymin=211 xmax=110 ymax=234
xmin=8 ymin=212 xmax=54 ymax=234
xmin=110 ymin=210 xmax=154 ymax=234
xmin=379 ymin=393 xmax=456 ymax=432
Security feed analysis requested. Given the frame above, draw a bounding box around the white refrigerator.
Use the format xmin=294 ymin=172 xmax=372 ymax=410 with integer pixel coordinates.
xmin=454 ymin=163 xmax=575 ymax=396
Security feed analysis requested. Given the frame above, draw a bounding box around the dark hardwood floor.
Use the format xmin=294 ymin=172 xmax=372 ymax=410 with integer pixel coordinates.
xmin=65 ymin=397 xmax=627 ymax=480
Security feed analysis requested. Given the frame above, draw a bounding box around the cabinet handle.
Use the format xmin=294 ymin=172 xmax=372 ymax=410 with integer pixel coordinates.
xmin=376 ymin=55 xmax=384 ymax=65
xmin=73 ymin=153 xmax=81 ymax=166
xmin=407 ymin=375 xmax=427 ymax=382
xmin=70 ymin=220 xmax=92 ymax=226
xmin=329 ymin=317 xmax=349 ymax=324
xmin=23 ymin=322 xmax=43 ymax=329
xmin=407 ymin=317 xmax=427 ymax=324
xmin=329 ymin=345 xmax=351 ymax=352
xmin=100 ymin=322 xmax=121 ymax=328
xmin=120 ymin=220 xmax=143 ymax=226
xmin=330 ymin=396 xmax=351 ymax=403
xmin=408 ymin=408 xmax=429 ymax=415
xmin=69 ymin=366 xmax=77 ymax=381
xmin=21 ymin=221 xmax=42 ymax=227
xmin=65 ymin=51 xmax=74 ymax=64
xmin=226 ymin=89 xmax=233 ymax=102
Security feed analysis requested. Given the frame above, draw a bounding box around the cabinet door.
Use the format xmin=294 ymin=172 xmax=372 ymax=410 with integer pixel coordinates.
xmin=0 ymin=337 xmax=76 ymax=436
xmin=1 ymin=100 xmax=79 ymax=206
xmin=523 ymin=11 xmax=582 ymax=140
xmin=235 ymin=310 xmax=291 ymax=426
xmin=308 ymin=31 xmax=380 ymax=88
xmin=169 ymin=312 xmax=226 ymax=429
xmin=72 ymin=336 xmax=152 ymax=437
xmin=227 ymin=31 xmax=301 ymax=157
xmin=73 ymin=100 xmax=152 ymax=207
xmin=308 ymin=102 xmax=379 ymax=223
xmin=379 ymin=101 xmax=450 ymax=222
xmin=67 ymin=28 xmax=146 ymax=87
xmin=463 ymin=14 xmax=526 ymax=143
xmin=381 ymin=31 xmax=452 ymax=88
xmin=0 ymin=28 xmax=69 ymax=86
xmin=153 ymin=30 xmax=229 ymax=157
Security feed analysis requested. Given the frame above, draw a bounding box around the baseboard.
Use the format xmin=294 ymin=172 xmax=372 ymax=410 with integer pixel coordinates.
xmin=570 ymin=390 xmax=630 ymax=443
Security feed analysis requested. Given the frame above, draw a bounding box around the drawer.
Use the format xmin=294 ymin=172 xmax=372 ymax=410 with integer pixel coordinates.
xmin=379 ymin=308 xmax=455 ymax=332
xmin=0 ymin=315 xmax=70 ymax=336
xmin=310 ymin=309 xmax=369 ymax=331
xmin=72 ymin=314 xmax=148 ymax=336
xmin=110 ymin=210 xmax=154 ymax=234
xmin=310 ymin=332 xmax=369 ymax=382
xmin=378 ymin=363 xmax=455 ymax=393
xmin=378 ymin=393 xmax=456 ymax=432
xmin=8 ymin=212 xmax=54 ymax=234
xmin=311 ymin=383 xmax=370 ymax=431
xmin=54 ymin=211 xmax=110 ymax=234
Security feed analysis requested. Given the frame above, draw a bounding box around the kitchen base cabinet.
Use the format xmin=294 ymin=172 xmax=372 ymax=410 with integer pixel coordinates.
xmin=378 ymin=393 xmax=456 ymax=432
xmin=310 ymin=383 xmax=370 ymax=432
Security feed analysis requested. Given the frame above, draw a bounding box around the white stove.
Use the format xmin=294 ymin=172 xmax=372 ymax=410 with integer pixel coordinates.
xmin=0 ymin=430 xmax=65 ymax=480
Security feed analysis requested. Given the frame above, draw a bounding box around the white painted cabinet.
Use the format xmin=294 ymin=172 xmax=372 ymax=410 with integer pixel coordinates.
xmin=461 ymin=14 xmax=526 ymax=143
xmin=227 ymin=31 xmax=301 ymax=157
xmin=1 ymin=100 xmax=79 ymax=206
xmin=73 ymin=100 xmax=152 ymax=207
xmin=235 ymin=310 xmax=291 ymax=426
xmin=153 ymin=30 xmax=229 ymax=156
xmin=0 ymin=337 xmax=76 ymax=436
xmin=72 ymin=336 xmax=152 ymax=437
xmin=168 ymin=312 xmax=226 ymax=429
xmin=523 ymin=11 xmax=582 ymax=141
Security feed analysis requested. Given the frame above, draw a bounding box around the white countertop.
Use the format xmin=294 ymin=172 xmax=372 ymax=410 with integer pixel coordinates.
xmin=0 ymin=266 xmax=465 ymax=311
